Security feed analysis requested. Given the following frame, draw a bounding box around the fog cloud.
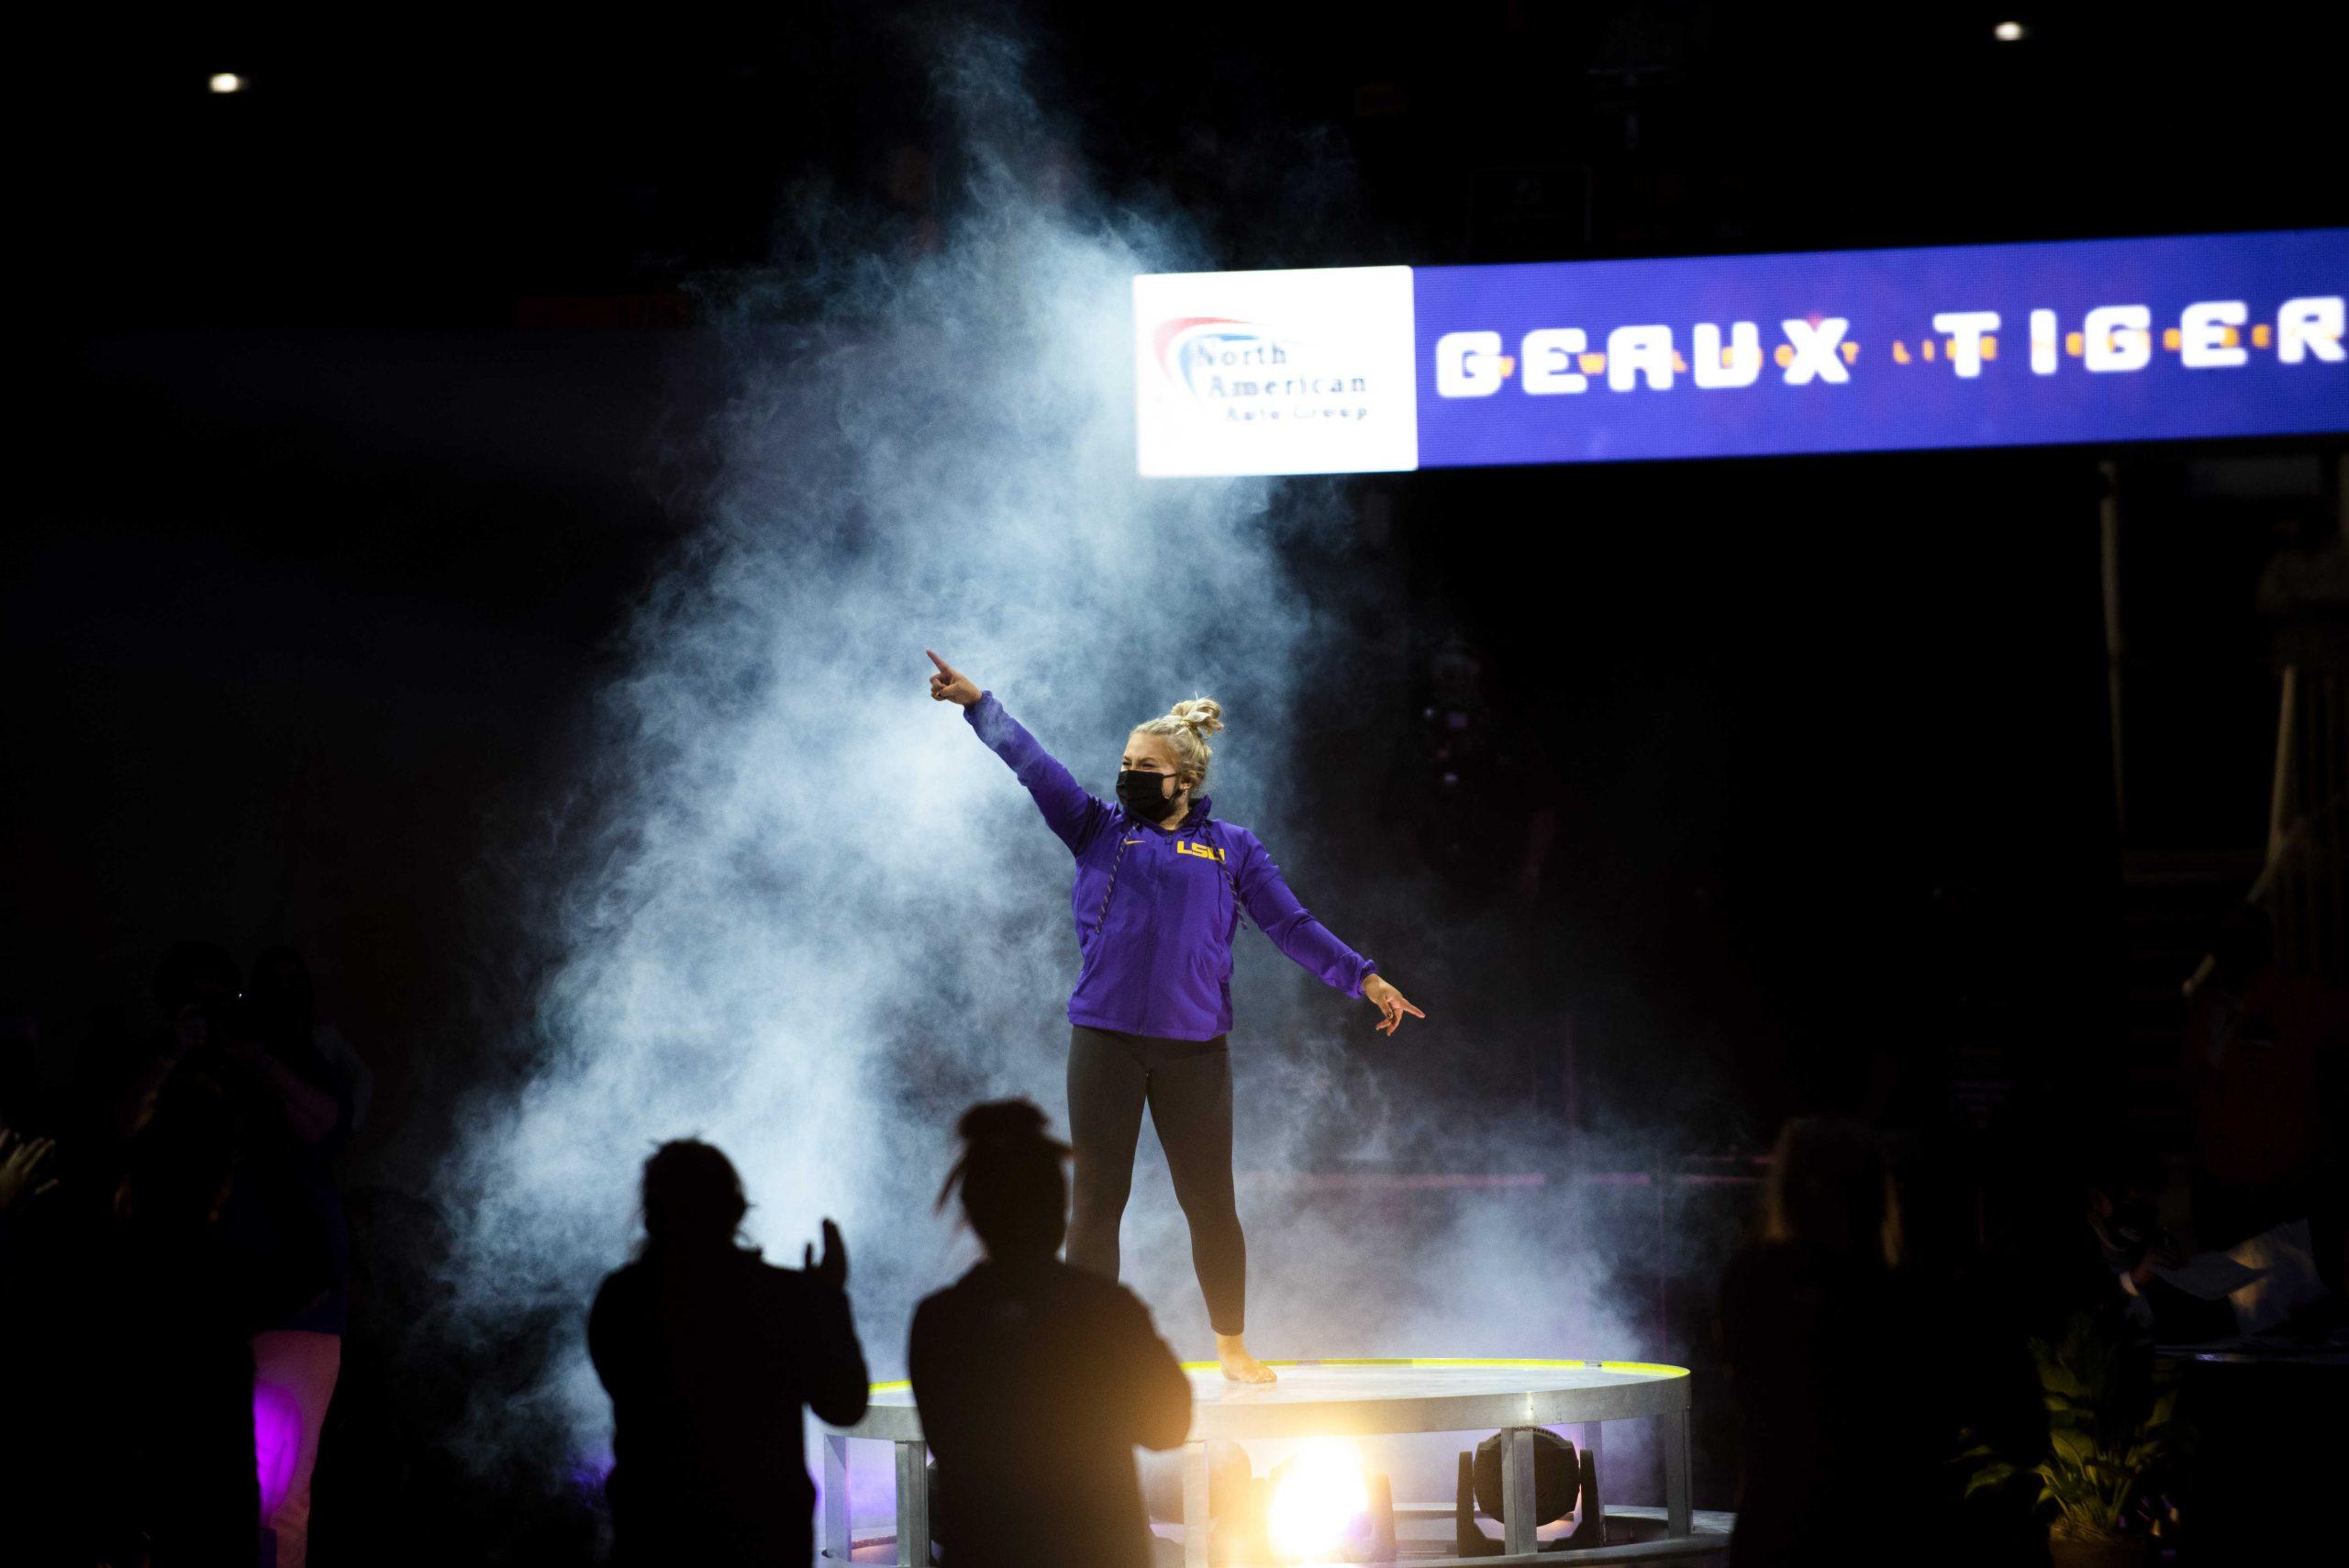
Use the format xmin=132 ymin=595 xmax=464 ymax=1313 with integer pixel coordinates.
xmin=441 ymin=27 xmax=1642 ymax=1505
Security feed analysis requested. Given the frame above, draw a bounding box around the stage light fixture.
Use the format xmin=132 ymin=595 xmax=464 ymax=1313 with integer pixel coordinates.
xmin=1260 ymin=1439 xmax=1396 ymax=1564
xmin=1456 ymin=1429 xmax=1594 ymax=1554
xmin=210 ymin=72 xmax=244 ymax=94
xmin=1994 ymin=21 xmax=2026 ymax=41
xmin=1267 ymin=1440 xmax=1367 ymax=1561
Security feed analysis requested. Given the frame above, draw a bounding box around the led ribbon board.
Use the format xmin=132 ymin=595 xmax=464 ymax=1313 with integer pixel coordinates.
xmin=1133 ymin=229 xmax=2348 ymax=475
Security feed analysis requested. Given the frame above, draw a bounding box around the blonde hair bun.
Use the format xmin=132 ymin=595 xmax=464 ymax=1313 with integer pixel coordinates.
xmin=1133 ymin=697 xmax=1224 ymax=792
xmin=1170 ymin=697 xmax=1224 ymax=737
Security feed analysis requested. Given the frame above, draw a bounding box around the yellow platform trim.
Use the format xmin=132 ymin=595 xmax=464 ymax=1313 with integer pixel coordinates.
xmin=1173 ymin=1356 xmax=1688 ymax=1378
xmin=868 ymin=1356 xmax=1687 ymax=1396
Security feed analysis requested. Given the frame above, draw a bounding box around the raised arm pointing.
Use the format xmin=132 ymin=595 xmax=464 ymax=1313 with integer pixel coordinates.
xmin=927 ymin=649 xmax=982 ymax=707
xmin=930 ymin=648 xmax=1111 ymax=855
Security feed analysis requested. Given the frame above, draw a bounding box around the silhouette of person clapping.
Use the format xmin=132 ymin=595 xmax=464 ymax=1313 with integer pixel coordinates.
xmin=910 ymin=1100 xmax=1192 ymax=1568
xmin=1719 ymin=1118 xmax=1965 ymax=1567
xmin=588 ymin=1140 xmax=869 ymax=1566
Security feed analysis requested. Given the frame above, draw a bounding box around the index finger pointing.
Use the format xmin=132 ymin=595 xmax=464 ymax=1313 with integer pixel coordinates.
xmin=925 ymin=649 xmax=956 ymax=676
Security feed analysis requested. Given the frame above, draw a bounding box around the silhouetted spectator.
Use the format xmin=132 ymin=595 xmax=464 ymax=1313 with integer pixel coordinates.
xmin=1719 ymin=1118 xmax=1963 ymax=1566
xmin=250 ymin=946 xmax=373 ymax=1133
xmin=588 ymin=1140 xmax=868 ymax=1567
xmin=909 ymin=1100 xmax=1191 ymax=1568
xmin=2087 ymin=1119 xmax=2340 ymax=1342
xmin=219 ymin=945 xmax=359 ymax=1568
xmin=73 ymin=940 xmax=240 ymax=1160
xmin=98 ymin=1068 xmax=262 ymax=1566
xmin=0 ymin=1127 xmax=63 ymax=1284
xmin=2182 ymin=905 xmax=2348 ymax=1251
xmin=1 ymin=1120 xmax=80 ymax=1564
xmin=2083 ymin=1142 xmax=2229 ymax=1342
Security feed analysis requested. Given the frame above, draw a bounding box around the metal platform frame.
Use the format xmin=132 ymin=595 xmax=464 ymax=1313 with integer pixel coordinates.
xmin=821 ymin=1357 xmax=1719 ymax=1565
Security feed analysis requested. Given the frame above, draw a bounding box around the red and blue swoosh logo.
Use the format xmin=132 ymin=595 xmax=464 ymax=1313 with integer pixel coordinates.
xmin=1154 ymin=317 xmax=1283 ymax=402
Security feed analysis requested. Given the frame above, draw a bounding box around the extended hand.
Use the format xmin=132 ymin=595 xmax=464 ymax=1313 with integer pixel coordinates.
xmin=1362 ymin=974 xmax=1425 ymax=1037
xmin=0 ymin=1129 xmax=61 ymax=1214
xmin=926 ymin=650 xmax=982 ymax=707
xmin=804 ymin=1218 xmax=849 ymax=1289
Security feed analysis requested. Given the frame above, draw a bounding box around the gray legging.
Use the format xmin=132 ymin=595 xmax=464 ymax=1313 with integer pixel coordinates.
xmin=1064 ymin=1024 xmax=1247 ymax=1335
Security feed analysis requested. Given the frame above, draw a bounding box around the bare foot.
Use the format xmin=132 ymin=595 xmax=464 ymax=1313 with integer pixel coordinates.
xmin=1216 ymin=1332 xmax=1276 ymax=1384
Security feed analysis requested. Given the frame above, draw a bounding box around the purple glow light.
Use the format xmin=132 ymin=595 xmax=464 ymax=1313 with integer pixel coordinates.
xmin=572 ymin=1446 xmax=617 ymax=1496
xmin=252 ymin=1383 xmax=303 ymax=1516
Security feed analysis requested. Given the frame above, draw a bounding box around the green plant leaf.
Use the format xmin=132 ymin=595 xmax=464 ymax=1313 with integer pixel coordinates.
xmin=1965 ymin=1464 xmax=2020 ymax=1498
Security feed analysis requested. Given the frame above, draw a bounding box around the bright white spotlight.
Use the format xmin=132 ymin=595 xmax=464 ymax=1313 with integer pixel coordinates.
xmin=1994 ymin=21 xmax=2025 ymax=41
xmin=210 ymin=72 xmax=244 ymax=94
xmin=1266 ymin=1439 xmax=1370 ymax=1562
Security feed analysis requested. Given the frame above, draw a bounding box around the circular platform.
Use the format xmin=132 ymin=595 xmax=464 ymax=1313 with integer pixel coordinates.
xmin=837 ymin=1357 xmax=1691 ymax=1444
xmin=823 ymin=1359 xmax=1712 ymax=1565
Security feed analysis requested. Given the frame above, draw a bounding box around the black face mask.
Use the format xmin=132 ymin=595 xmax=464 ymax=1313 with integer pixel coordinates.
xmin=1117 ymin=768 xmax=1184 ymax=822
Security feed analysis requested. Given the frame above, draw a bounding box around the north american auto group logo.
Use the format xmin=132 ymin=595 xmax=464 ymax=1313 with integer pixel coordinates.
xmin=1153 ymin=317 xmax=1378 ymax=425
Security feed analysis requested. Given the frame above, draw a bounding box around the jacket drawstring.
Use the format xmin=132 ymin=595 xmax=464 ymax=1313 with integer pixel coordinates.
xmin=1088 ymin=831 xmax=1134 ymax=942
xmin=1204 ymin=821 xmax=1252 ymax=936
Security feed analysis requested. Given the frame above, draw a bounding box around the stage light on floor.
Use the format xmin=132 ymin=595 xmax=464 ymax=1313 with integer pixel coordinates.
xmin=210 ymin=72 xmax=244 ymax=94
xmin=1456 ymin=1429 xmax=1592 ymax=1554
xmin=1994 ymin=21 xmax=2026 ymax=41
xmin=1256 ymin=1439 xmax=1396 ymax=1563
xmin=1267 ymin=1440 xmax=1368 ymax=1562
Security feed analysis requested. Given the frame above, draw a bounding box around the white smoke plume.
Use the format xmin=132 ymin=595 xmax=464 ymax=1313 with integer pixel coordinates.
xmin=441 ymin=25 xmax=1648 ymax=1508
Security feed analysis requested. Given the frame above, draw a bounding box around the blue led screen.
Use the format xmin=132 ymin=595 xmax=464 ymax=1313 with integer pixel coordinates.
xmin=1413 ymin=229 xmax=2347 ymax=466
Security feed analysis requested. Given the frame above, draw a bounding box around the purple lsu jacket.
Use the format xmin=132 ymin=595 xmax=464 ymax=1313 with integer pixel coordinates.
xmin=965 ymin=692 xmax=1376 ymax=1041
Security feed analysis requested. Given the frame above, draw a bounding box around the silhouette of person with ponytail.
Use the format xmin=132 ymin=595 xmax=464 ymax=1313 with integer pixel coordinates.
xmin=589 ymin=1140 xmax=869 ymax=1566
xmin=910 ymin=1100 xmax=1192 ymax=1568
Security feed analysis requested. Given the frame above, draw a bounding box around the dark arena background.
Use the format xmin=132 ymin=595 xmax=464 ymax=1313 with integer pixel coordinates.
xmin=7 ymin=6 xmax=2345 ymax=1566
